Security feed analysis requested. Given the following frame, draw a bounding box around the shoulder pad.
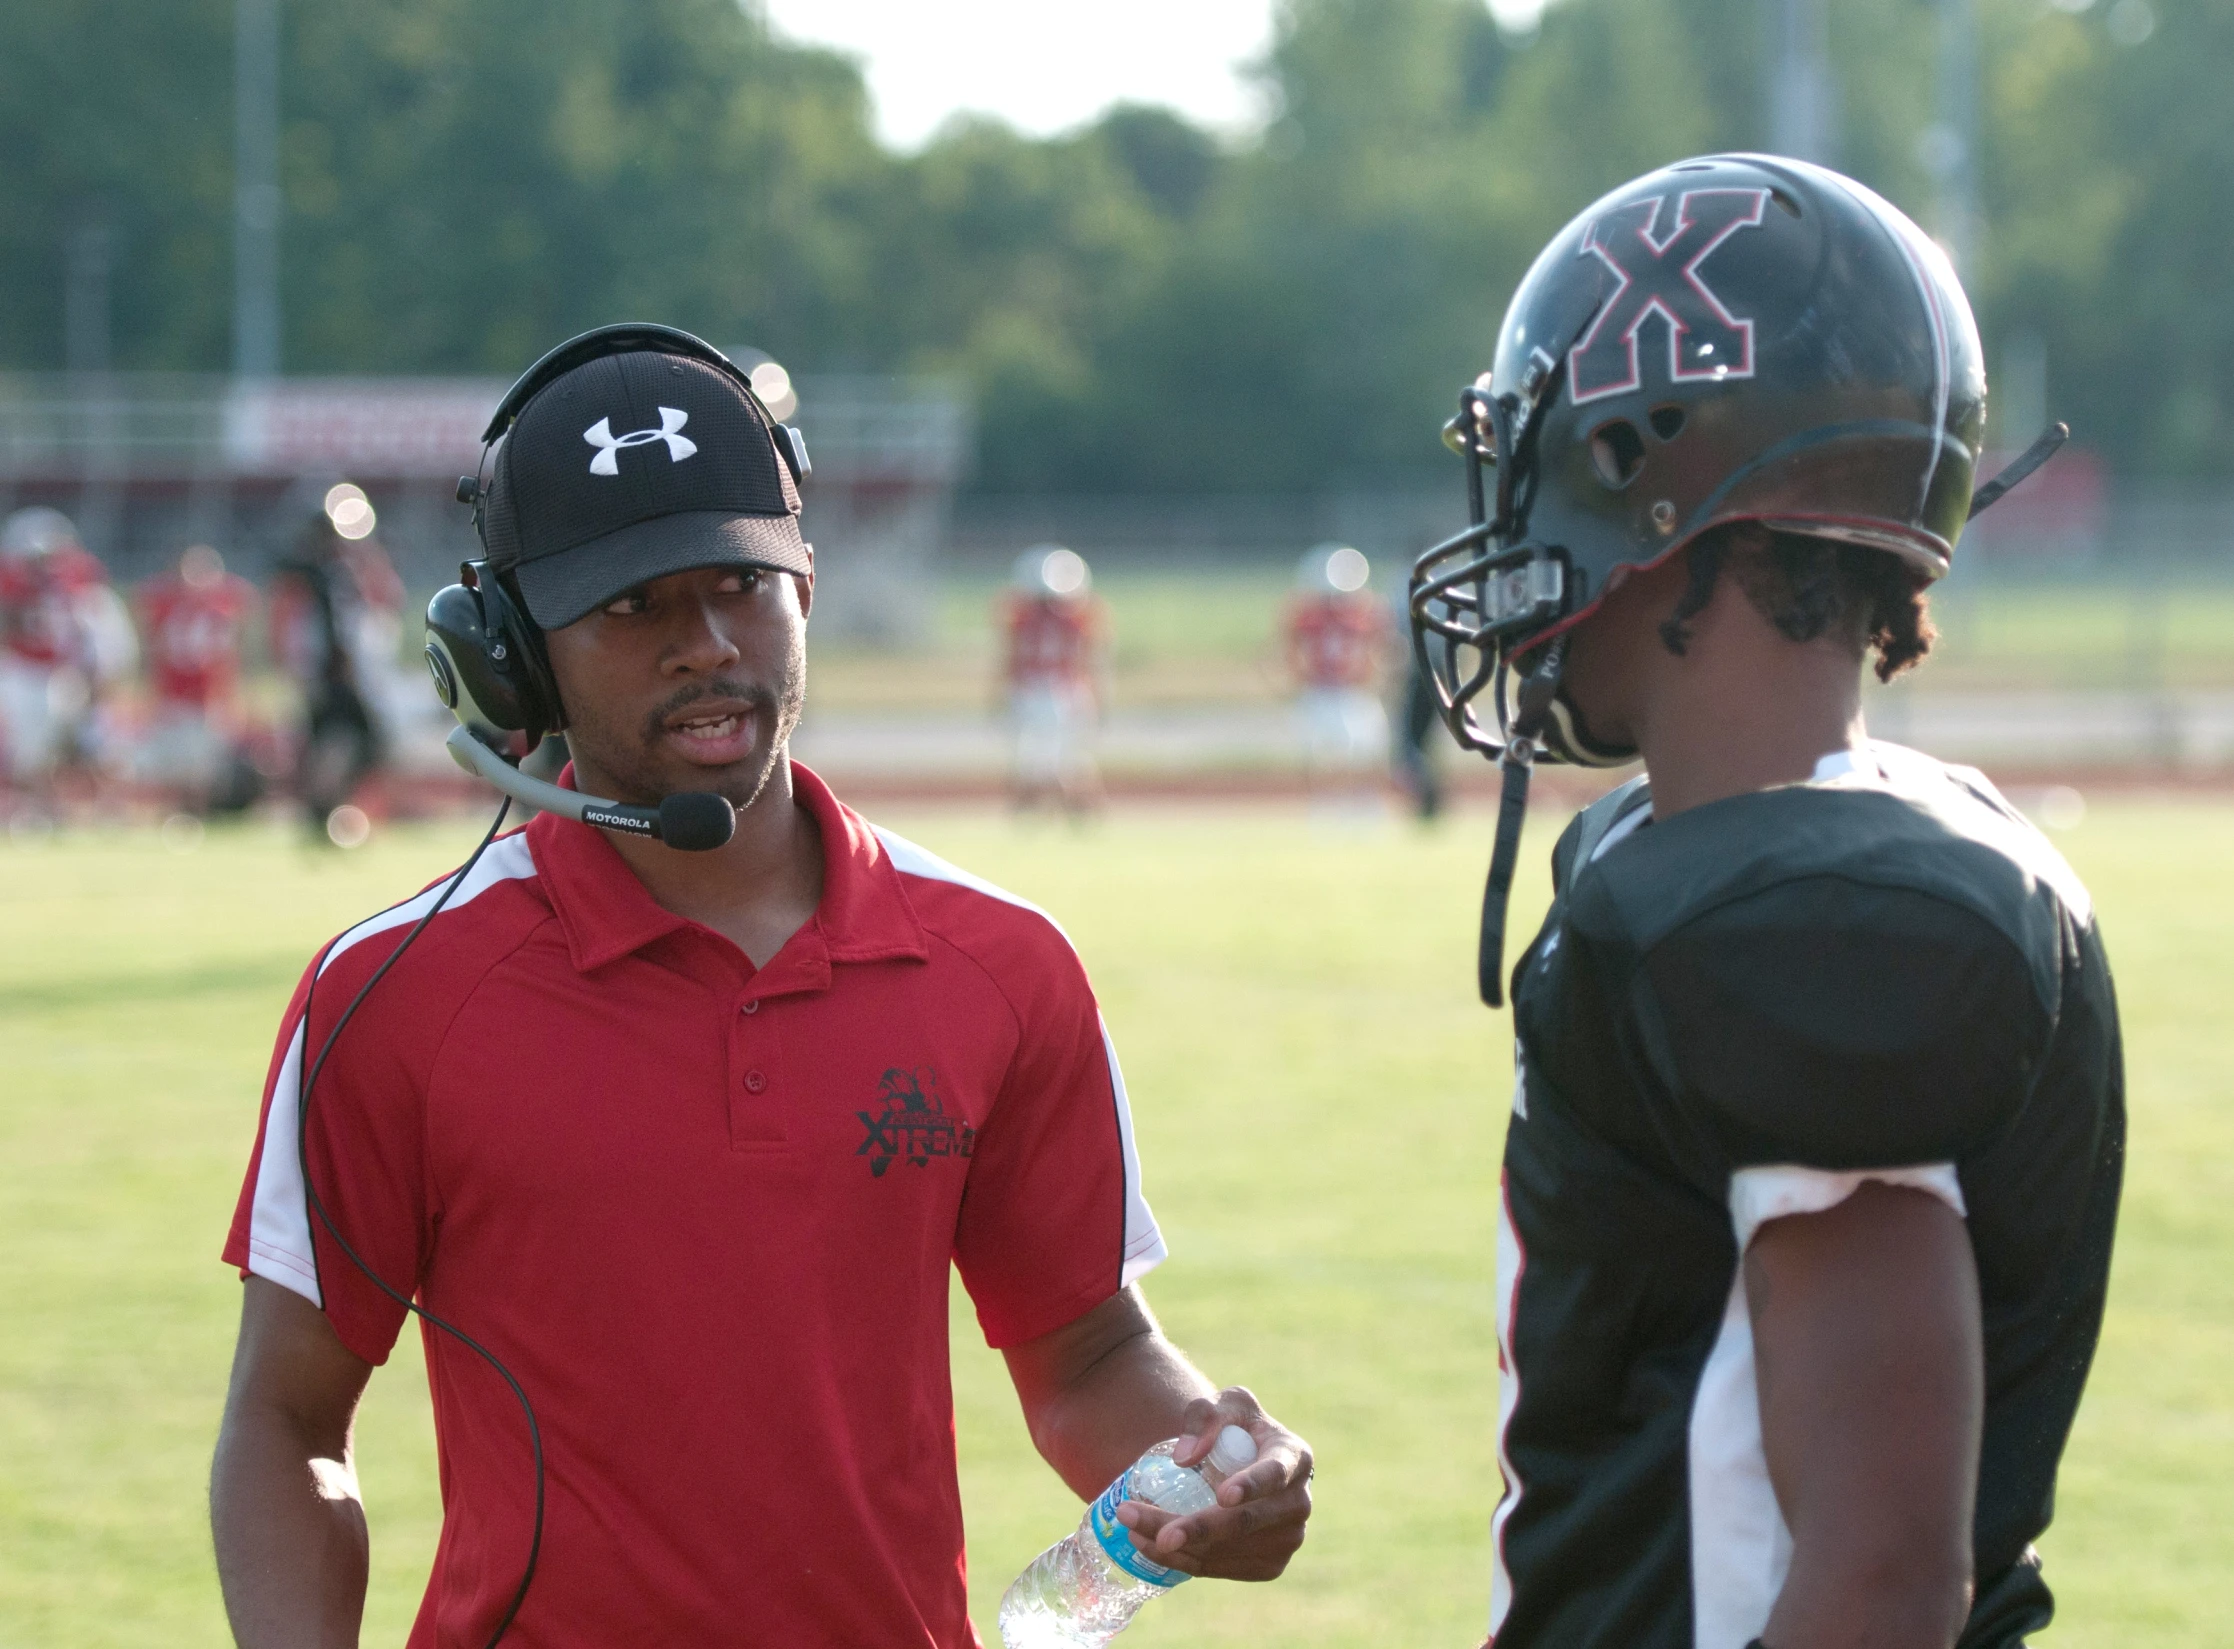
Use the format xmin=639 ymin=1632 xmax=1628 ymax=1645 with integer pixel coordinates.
xmin=1559 ymin=775 xmax=1652 ymax=896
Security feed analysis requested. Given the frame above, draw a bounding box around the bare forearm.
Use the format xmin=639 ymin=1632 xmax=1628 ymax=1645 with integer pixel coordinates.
xmin=1762 ymin=1443 xmax=1972 ymax=1649
xmin=1026 ymin=1326 xmax=1216 ymax=1498
xmin=211 ymin=1407 xmax=369 ymax=1649
xmin=1005 ymin=1289 xmax=1313 ymax=1580
xmin=1764 ymin=1550 xmax=1969 ymax=1649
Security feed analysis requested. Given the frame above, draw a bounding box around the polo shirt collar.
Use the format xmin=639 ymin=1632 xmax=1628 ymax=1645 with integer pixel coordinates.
xmin=526 ymin=758 xmax=930 ymax=979
xmin=790 ymin=762 xmax=932 ymax=967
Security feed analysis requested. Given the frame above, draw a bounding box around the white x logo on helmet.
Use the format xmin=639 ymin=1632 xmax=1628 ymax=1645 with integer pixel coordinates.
xmin=582 ymin=406 xmax=698 ymax=475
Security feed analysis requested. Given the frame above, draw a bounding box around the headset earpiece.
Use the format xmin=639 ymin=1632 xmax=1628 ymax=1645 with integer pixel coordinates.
xmin=773 ymin=423 xmax=810 ymax=486
xmin=424 ymin=561 xmax=562 ymax=750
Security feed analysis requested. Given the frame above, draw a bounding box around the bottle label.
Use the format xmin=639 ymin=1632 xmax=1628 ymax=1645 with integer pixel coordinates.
xmin=1089 ymin=1471 xmax=1190 ymax=1588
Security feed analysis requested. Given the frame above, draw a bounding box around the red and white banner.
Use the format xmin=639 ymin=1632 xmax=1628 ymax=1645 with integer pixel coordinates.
xmin=224 ymin=379 xmax=505 ymax=478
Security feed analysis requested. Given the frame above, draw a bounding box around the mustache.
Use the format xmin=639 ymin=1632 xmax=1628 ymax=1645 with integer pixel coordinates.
xmin=640 ymin=679 xmax=778 ymax=745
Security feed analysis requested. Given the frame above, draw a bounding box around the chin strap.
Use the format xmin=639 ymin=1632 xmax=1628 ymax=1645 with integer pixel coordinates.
xmin=1478 ymin=739 xmax=1535 ymax=1007
xmin=1478 ymin=641 xmax=1567 ymax=1008
xmin=1968 ymin=421 xmax=2069 ymax=519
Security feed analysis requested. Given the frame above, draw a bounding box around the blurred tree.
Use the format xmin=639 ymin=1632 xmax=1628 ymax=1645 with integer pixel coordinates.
xmin=0 ymin=0 xmax=893 ymax=375
xmin=0 ymin=0 xmax=236 ymax=370
xmin=1096 ymin=105 xmax=1220 ymax=220
xmin=0 ymin=0 xmax=2227 ymax=484
xmin=1002 ymin=0 xmax=1532 ymax=492
xmin=1978 ymin=0 xmax=2234 ymax=475
xmin=1009 ymin=0 xmax=2234 ymax=488
xmin=278 ymin=0 xmax=894 ymax=372
xmin=1063 ymin=0 xmax=1749 ymax=492
xmin=866 ymin=109 xmax=1197 ymax=490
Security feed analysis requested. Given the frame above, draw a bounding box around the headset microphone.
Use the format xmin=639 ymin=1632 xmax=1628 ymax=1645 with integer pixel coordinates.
xmin=442 ymin=726 xmax=736 ymax=851
xmin=424 ymin=565 xmax=734 ymax=853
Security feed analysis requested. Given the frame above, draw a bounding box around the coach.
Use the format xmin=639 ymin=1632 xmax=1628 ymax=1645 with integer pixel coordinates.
xmin=210 ymin=330 xmax=1312 ymax=1646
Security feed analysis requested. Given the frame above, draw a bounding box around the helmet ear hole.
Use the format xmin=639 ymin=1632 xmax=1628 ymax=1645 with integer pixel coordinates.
xmin=1649 ymin=405 xmax=1687 ymax=442
xmin=1589 ymin=420 xmax=1647 ymax=489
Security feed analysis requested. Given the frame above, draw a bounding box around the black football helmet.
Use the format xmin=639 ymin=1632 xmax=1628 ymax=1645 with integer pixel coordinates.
xmin=1411 ymin=154 xmax=2072 ymax=1007
xmin=1411 ymin=152 xmax=1999 ymax=770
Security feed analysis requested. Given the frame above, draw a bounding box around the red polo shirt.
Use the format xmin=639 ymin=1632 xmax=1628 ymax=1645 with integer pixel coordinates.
xmin=224 ymin=763 xmax=1166 ymax=1648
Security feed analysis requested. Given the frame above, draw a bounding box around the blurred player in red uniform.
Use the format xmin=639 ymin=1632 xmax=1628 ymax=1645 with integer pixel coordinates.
xmin=137 ymin=544 xmax=261 ymax=813
xmin=1284 ymin=543 xmax=1388 ymax=799
xmin=0 ymin=506 xmax=137 ymax=807
xmin=1001 ymin=544 xmax=1106 ymax=814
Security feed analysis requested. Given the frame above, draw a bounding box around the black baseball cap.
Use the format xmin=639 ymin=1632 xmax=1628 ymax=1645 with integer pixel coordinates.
xmin=480 ymin=345 xmax=810 ymax=629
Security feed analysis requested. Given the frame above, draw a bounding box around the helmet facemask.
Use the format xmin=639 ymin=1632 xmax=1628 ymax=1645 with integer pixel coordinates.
xmin=1408 ymin=363 xmax=1601 ymax=1008
xmin=1411 ymin=373 xmax=1568 ymax=762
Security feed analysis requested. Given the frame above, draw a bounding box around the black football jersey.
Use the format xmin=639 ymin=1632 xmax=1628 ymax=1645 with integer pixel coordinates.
xmin=1491 ymin=744 xmax=2123 ymax=1649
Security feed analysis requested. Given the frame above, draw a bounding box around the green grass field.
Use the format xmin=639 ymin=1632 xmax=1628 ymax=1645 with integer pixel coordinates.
xmin=4 ymin=797 xmax=2230 ymax=1646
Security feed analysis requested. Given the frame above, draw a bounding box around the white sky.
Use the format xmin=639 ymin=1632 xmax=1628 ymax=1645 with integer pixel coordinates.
xmin=758 ymin=0 xmax=1549 ymax=150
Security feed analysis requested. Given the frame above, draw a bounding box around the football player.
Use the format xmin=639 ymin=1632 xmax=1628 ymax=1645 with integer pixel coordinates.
xmin=136 ymin=544 xmax=259 ymax=812
xmin=0 ymin=506 xmax=136 ymax=805
xmin=1283 ymin=543 xmax=1389 ymax=800
xmin=268 ymin=487 xmax=407 ymax=837
xmin=1408 ymin=156 xmax=2119 ymax=1649
xmin=1000 ymin=544 xmax=1106 ymax=814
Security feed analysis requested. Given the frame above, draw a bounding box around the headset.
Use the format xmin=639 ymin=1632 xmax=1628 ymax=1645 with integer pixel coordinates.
xmin=424 ymin=322 xmax=807 ymax=848
xmin=293 ymin=326 xmax=804 ymax=1645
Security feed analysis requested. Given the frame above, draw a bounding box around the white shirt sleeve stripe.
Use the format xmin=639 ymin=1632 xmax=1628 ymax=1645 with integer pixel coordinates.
xmin=873 ymin=825 xmax=1165 ymax=1286
xmin=313 ymin=830 xmax=541 ymax=981
xmin=245 ymin=1017 xmax=322 ymax=1306
xmin=872 ymin=825 xmax=1070 ymax=935
xmin=1103 ymin=1020 xmax=1168 ymax=1286
xmin=241 ymin=831 xmax=540 ymax=1311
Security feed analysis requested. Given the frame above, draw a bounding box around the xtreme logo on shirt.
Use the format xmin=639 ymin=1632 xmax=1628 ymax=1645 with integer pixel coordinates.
xmin=856 ymin=1066 xmax=976 ymax=1178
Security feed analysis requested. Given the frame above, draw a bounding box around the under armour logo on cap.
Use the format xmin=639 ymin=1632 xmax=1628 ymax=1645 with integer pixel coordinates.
xmin=482 ymin=344 xmax=809 ymax=631
xmin=583 ymin=407 xmax=698 ymax=475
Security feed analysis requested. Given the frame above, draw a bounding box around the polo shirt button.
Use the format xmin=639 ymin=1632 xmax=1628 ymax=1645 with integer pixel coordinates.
xmin=742 ymin=1000 xmax=759 ymax=1015
xmin=744 ymin=1070 xmax=768 ymax=1094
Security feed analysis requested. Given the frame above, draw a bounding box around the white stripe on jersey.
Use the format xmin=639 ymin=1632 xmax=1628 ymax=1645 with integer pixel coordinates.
xmin=873 ymin=825 xmax=1166 ymax=1288
xmin=1688 ymin=1161 xmax=1967 ymax=1648
xmin=1487 ymin=1171 xmax=1527 ymax=1639
xmin=1100 ymin=1023 xmax=1169 ymax=1286
xmin=873 ymin=825 xmax=1067 ymax=934
xmin=245 ymin=830 xmax=540 ymax=1309
xmin=1686 ymin=1269 xmax=1793 ymax=1649
xmin=1587 ymin=803 xmax=1652 ymax=864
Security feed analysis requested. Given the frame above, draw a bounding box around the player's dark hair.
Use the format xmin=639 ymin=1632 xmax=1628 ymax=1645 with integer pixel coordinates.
xmin=1655 ymin=532 xmax=1730 ymax=659
xmin=1659 ymin=524 xmax=1936 ymax=681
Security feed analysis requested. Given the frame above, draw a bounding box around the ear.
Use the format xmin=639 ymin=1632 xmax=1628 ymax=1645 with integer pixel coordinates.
xmin=792 ymin=564 xmax=815 ymax=621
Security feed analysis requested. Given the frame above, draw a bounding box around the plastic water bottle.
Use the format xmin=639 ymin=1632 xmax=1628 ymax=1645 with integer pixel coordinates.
xmin=998 ymin=1425 xmax=1259 ymax=1649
